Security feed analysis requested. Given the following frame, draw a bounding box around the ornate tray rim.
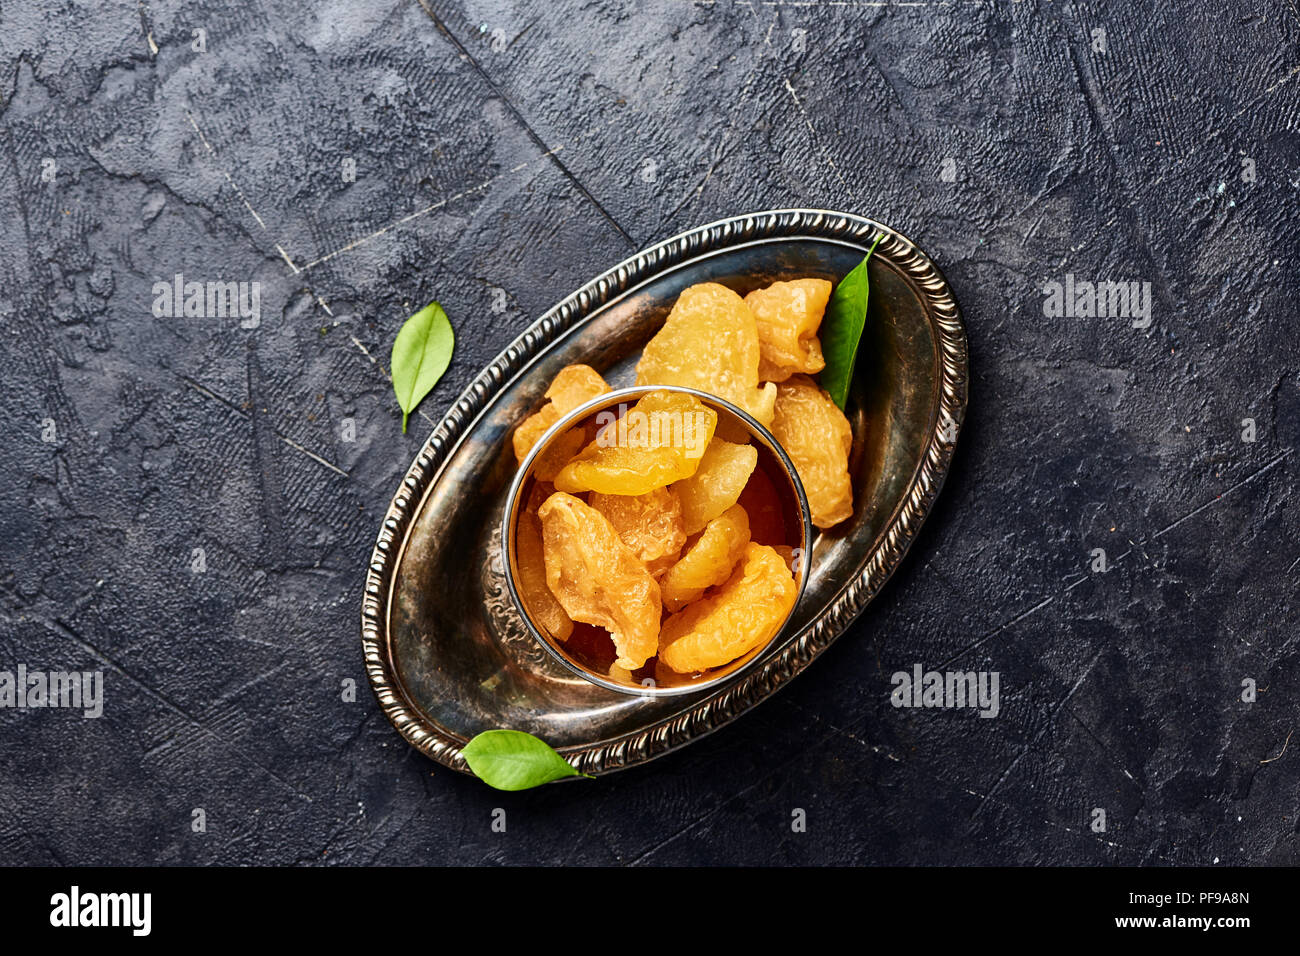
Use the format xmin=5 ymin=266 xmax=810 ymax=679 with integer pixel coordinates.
xmin=360 ymin=208 xmax=968 ymax=777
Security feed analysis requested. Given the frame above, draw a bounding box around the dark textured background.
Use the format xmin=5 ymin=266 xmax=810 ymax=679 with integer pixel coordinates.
xmin=1 ymin=0 xmax=1297 ymax=866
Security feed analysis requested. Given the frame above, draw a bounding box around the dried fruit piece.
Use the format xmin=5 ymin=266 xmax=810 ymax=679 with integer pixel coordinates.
xmin=635 ymin=282 xmax=777 ymax=425
xmin=512 ymin=410 xmax=555 ymax=464
xmin=589 ymin=487 xmax=686 ymax=577
xmin=658 ymin=543 xmax=798 ymax=673
xmin=672 ymin=438 xmax=758 ymax=535
xmin=712 ymin=415 xmax=753 ymax=445
xmin=770 ymin=375 xmax=854 ymax=528
xmin=772 ymin=544 xmax=796 ymax=570
xmin=592 ymin=489 xmax=691 ymax=580
xmin=546 ymin=364 xmax=611 ymax=411
xmin=660 ymin=504 xmax=751 ymax=611
xmin=608 ymin=663 xmax=634 ymax=683
xmin=745 ymin=278 xmax=832 ymax=383
xmin=512 ymin=364 xmax=611 ymax=467
xmin=515 ymin=491 xmax=574 ymax=642
xmin=530 ymin=427 xmax=586 ymax=483
xmin=537 ymin=492 xmax=660 ymax=670
xmin=552 ymin=390 xmax=716 ymax=496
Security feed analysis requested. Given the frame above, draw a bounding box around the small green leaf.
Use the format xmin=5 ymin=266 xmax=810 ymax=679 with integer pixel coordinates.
xmin=391 ymin=301 xmax=455 ymax=433
xmin=462 ymin=730 xmax=590 ymax=791
xmin=818 ymin=234 xmax=884 ymax=410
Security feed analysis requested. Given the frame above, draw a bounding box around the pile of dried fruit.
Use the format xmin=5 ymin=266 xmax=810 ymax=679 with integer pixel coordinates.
xmin=512 ymin=278 xmax=854 ymax=681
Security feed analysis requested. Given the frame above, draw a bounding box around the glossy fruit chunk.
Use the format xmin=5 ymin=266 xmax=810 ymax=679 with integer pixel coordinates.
xmin=514 ymin=487 xmax=574 ymax=641
xmin=552 ymin=390 xmax=717 ymax=496
xmin=658 ymin=543 xmax=798 ymax=673
xmin=635 ymin=282 xmax=777 ymax=426
xmin=772 ymin=545 xmax=796 ymax=571
xmin=530 ymin=427 xmax=586 ymax=483
xmin=512 ymin=364 xmax=611 ymax=470
xmin=745 ymin=278 xmax=832 ymax=382
xmin=660 ymin=504 xmax=751 ymax=612
xmin=547 ymin=364 xmax=611 ymax=411
xmin=589 ymin=487 xmax=686 ymax=578
xmin=537 ymin=492 xmax=661 ymax=670
xmin=770 ymin=375 xmax=854 ymax=528
xmin=671 ymin=438 xmax=758 ymax=535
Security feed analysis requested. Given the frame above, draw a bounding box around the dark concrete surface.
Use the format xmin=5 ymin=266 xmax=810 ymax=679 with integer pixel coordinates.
xmin=0 ymin=0 xmax=1297 ymax=865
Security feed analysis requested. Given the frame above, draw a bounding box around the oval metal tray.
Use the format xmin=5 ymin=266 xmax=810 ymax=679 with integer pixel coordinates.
xmin=361 ymin=209 xmax=968 ymax=776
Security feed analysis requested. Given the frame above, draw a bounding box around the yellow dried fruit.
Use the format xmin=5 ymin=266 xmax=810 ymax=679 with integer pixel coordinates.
xmin=512 ymin=364 xmax=611 ymax=467
xmin=635 ymin=282 xmax=777 ymax=425
xmin=547 ymin=364 xmax=611 ymax=411
xmin=660 ymin=504 xmax=751 ymax=612
xmin=589 ymin=487 xmax=686 ymax=577
xmin=515 ymin=490 xmax=574 ymax=642
xmin=712 ymin=415 xmax=753 ymax=445
xmin=608 ymin=663 xmax=634 ymax=683
xmin=552 ymin=390 xmax=717 ymax=496
xmin=671 ymin=438 xmax=758 ymax=535
xmin=513 ymin=411 xmax=555 ymax=464
xmin=532 ymin=427 xmax=587 ymax=483
xmin=745 ymin=278 xmax=832 ymax=382
xmin=770 ymin=375 xmax=854 ymax=529
xmin=537 ymin=492 xmax=661 ymax=670
xmin=658 ymin=543 xmax=798 ymax=673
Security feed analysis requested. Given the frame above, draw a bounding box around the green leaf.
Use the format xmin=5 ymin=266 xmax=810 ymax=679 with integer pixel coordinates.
xmin=391 ymin=301 xmax=455 ymax=433
xmin=818 ymin=233 xmax=884 ymax=410
xmin=462 ymin=730 xmax=590 ymax=791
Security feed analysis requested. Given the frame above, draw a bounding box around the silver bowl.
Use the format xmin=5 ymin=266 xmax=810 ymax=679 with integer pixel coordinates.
xmin=502 ymin=385 xmax=814 ymax=698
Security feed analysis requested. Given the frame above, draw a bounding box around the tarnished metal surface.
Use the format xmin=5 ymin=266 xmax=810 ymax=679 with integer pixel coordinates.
xmin=362 ymin=209 xmax=967 ymax=775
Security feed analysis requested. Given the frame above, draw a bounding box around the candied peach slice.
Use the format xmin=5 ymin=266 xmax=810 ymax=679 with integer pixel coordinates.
xmin=589 ymin=487 xmax=686 ymax=577
xmin=513 ymin=409 xmax=558 ymax=464
xmin=512 ymin=364 xmax=610 ymax=467
xmin=552 ymin=390 xmax=717 ymax=496
xmin=608 ymin=663 xmax=634 ymax=683
xmin=635 ymin=282 xmax=777 ymax=426
xmin=745 ymin=278 xmax=832 ymax=383
xmin=671 ymin=437 xmax=758 ymax=535
xmin=658 ymin=543 xmax=798 ymax=673
xmin=515 ymin=490 xmax=574 ymax=641
xmin=532 ymin=427 xmax=587 ymax=483
xmin=660 ymin=504 xmax=751 ymax=612
xmin=770 ymin=375 xmax=854 ymax=528
xmin=537 ymin=492 xmax=661 ymax=670
xmin=546 ymin=364 xmax=611 ymax=411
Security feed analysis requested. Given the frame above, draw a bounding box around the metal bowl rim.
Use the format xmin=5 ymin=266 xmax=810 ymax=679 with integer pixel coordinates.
xmin=501 ymin=383 xmax=814 ymax=698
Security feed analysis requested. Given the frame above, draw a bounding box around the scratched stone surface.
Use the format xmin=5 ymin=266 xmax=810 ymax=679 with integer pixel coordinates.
xmin=0 ymin=0 xmax=1297 ymax=866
